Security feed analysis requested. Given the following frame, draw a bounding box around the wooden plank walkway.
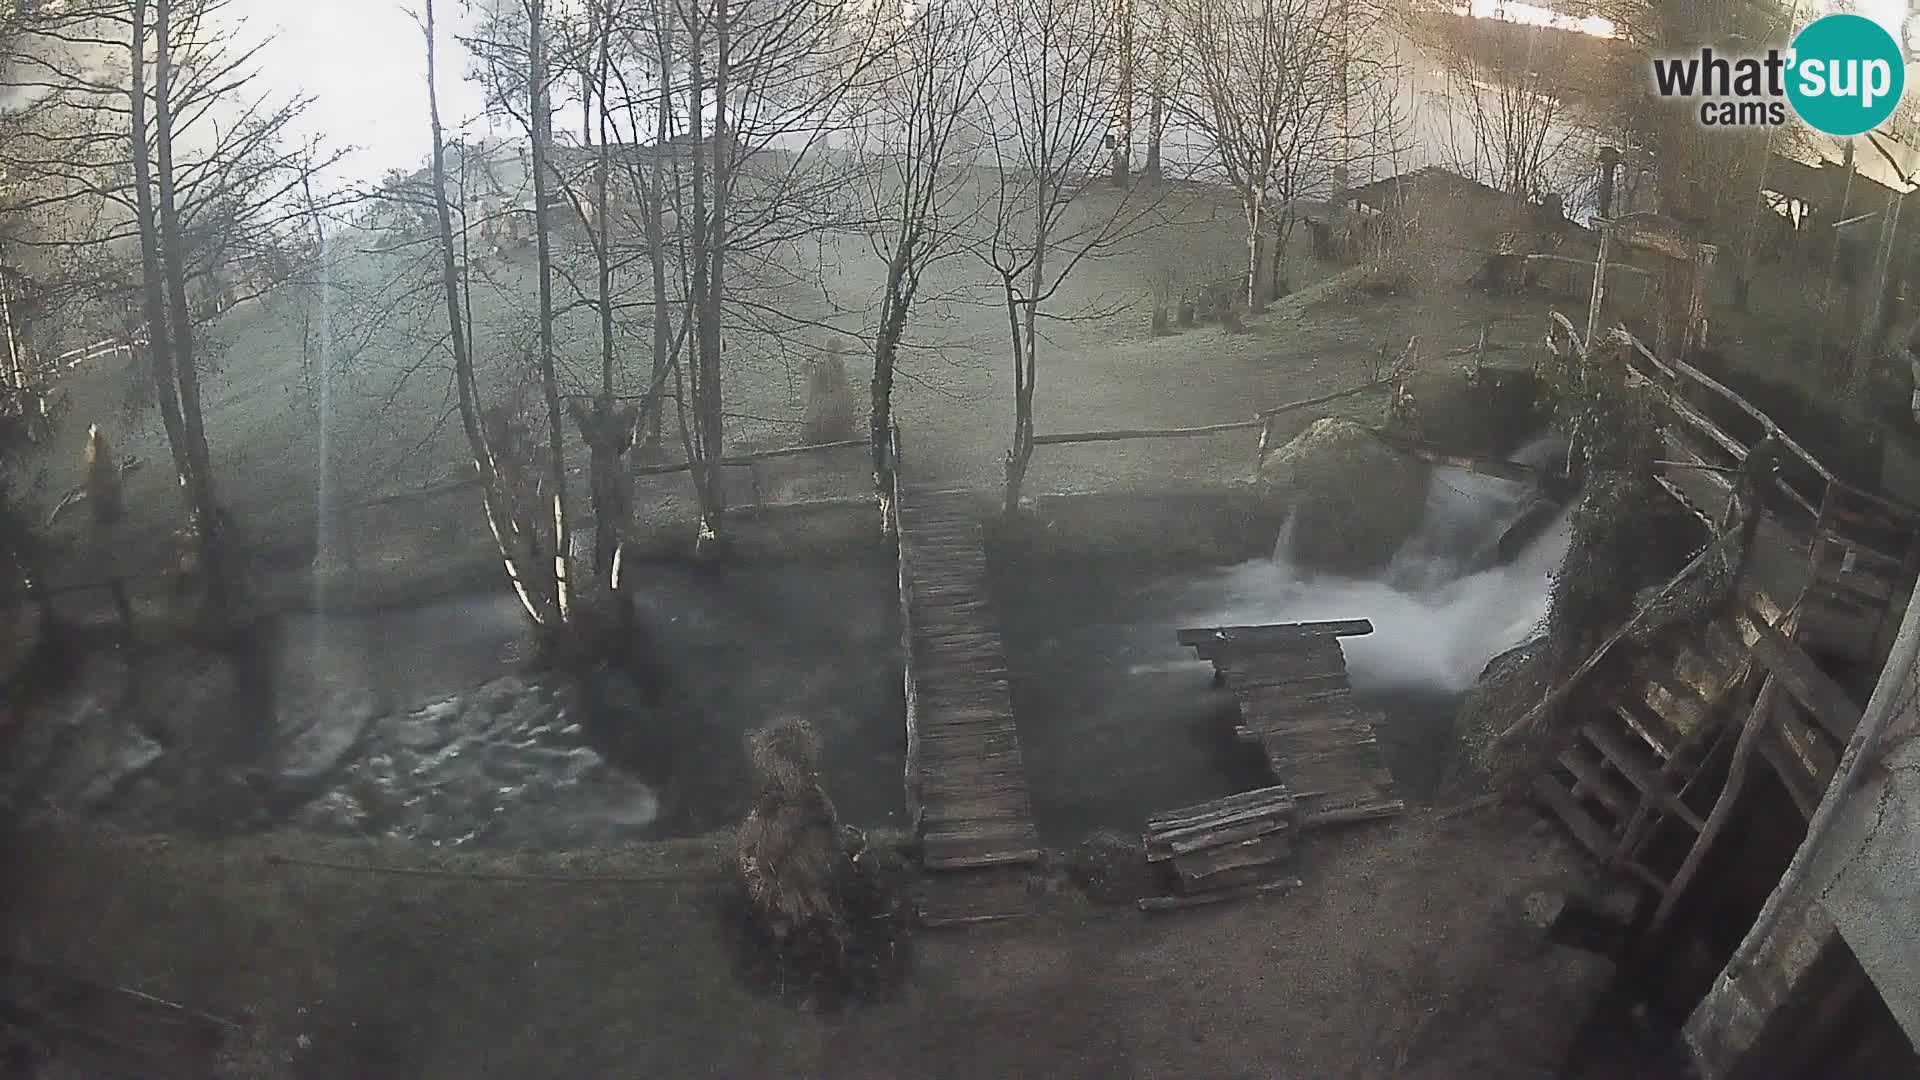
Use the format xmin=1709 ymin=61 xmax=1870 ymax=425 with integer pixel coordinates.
xmin=897 ymin=488 xmax=1040 ymax=923
xmin=1180 ymin=622 xmax=1405 ymax=827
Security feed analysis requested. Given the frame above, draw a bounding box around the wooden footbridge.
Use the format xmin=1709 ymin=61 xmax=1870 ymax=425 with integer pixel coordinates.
xmin=1179 ymin=621 xmax=1405 ymax=828
xmin=894 ymin=485 xmax=1042 ymax=925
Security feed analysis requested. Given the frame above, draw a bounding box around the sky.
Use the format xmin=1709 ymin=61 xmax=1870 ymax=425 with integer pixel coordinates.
xmin=237 ymin=0 xmax=1917 ymax=190
xmin=241 ymin=0 xmax=492 ymax=189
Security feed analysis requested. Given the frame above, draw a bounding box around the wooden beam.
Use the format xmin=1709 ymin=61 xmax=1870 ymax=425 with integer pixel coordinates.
xmin=1255 ymin=378 xmax=1397 ymax=418
xmin=1367 ymin=430 xmax=1542 ymax=484
xmin=1496 ymin=541 xmax=1726 ymax=746
xmin=1177 ymin=621 xmax=1374 ymax=647
xmin=1745 ymin=617 xmax=1863 ymax=742
xmin=1032 ymin=418 xmax=1263 ymax=445
xmin=631 ymin=437 xmax=867 ymax=477
xmin=1642 ymin=677 xmax=1778 ymax=946
xmin=1147 ymin=785 xmax=1294 ymax=830
xmin=1620 ymin=331 xmax=1920 ymax=521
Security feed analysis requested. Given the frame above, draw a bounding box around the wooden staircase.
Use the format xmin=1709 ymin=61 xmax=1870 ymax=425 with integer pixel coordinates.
xmin=1532 ymin=606 xmax=1756 ymax=892
xmin=1799 ymin=485 xmax=1920 ymax=683
xmin=1533 ymin=599 xmax=1872 ymax=942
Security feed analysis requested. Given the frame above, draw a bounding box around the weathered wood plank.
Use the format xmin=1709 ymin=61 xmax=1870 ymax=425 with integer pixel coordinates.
xmin=1178 ymin=621 xmax=1374 ymax=647
xmin=1172 ymin=832 xmax=1294 ymax=889
xmin=1146 ymin=803 xmax=1293 ymax=846
xmin=1297 ymin=798 xmax=1406 ymax=828
xmin=1147 ymin=785 xmax=1294 ymax=829
xmin=1746 ymin=617 xmax=1862 ymax=742
xmin=1145 ymin=817 xmax=1287 ymax=860
xmin=1532 ymin=774 xmax=1613 ymax=856
xmin=1559 ymin=748 xmax=1634 ymax=817
xmin=901 ymin=488 xmax=1042 ymax=877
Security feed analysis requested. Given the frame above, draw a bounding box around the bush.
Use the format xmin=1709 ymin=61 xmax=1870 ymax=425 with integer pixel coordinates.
xmin=1536 ymin=341 xmax=1666 ymax=681
xmin=801 ymin=351 xmax=858 ymax=444
xmin=729 ymin=717 xmax=908 ymax=1008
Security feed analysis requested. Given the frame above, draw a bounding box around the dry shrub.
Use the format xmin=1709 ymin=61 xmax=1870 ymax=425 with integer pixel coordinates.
xmin=738 ymin=718 xmax=842 ymax=930
xmin=801 ymin=349 xmax=858 ymax=444
xmin=729 ymin=717 xmax=909 ymax=1009
xmin=1150 ymin=268 xmax=1173 ymax=336
xmin=1338 ymin=259 xmax=1418 ymax=300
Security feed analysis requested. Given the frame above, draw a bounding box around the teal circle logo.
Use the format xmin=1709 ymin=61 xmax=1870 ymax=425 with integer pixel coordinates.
xmin=1786 ymin=14 xmax=1906 ymax=137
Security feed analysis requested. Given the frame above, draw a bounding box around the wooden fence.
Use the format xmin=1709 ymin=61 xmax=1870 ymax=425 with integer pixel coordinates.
xmin=1548 ymin=310 xmax=1920 ymax=526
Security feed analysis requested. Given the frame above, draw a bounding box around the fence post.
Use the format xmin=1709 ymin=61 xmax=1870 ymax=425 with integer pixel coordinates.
xmin=1584 ymin=221 xmax=1612 ymax=353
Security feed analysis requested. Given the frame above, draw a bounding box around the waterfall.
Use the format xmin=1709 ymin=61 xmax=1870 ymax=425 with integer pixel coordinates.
xmin=1202 ymin=456 xmax=1571 ymax=696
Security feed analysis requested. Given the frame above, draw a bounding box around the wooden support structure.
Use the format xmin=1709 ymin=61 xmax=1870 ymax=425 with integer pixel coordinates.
xmin=1143 ymin=785 xmax=1296 ymax=899
xmin=1366 ymin=429 xmax=1543 ymax=485
xmin=1132 ymin=622 xmax=1401 ymax=914
xmin=896 ymin=486 xmax=1041 ymax=926
xmin=1181 ymin=621 xmax=1403 ymax=828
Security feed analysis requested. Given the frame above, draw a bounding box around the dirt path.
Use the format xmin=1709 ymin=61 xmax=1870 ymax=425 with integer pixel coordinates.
xmin=6 ymin=806 xmax=1609 ymax=1078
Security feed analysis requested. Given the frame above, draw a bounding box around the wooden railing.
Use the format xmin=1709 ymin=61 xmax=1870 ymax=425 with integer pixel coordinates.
xmin=1023 ymin=379 xmax=1401 ymax=475
xmin=1548 ymin=311 xmax=1920 ymax=526
xmin=887 ymin=418 xmax=923 ymax=831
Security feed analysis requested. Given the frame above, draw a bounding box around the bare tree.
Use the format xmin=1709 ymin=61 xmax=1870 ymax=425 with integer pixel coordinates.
xmin=853 ymin=0 xmax=992 ymax=532
xmin=1166 ymin=0 xmax=1346 ymax=310
xmin=975 ymin=0 xmax=1147 ymax=514
xmin=471 ymin=0 xmax=877 ymax=555
xmin=419 ymin=0 xmax=566 ymax=630
xmin=1 ymin=0 xmax=346 ymax=616
xmin=1435 ymin=44 xmax=1576 ymax=213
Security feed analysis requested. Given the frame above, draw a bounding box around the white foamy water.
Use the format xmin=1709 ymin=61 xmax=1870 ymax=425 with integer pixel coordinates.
xmin=1176 ymin=461 xmax=1572 ymax=696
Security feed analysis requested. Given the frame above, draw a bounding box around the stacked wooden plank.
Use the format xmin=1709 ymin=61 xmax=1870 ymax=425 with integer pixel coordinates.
xmin=1139 ymin=786 xmax=1298 ymax=911
xmin=896 ymin=488 xmax=1041 ymax=925
xmin=1180 ymin=622 xmax=1405 ymax=827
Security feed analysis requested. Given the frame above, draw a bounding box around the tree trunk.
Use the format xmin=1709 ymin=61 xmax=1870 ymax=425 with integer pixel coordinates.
xmin=128 ymin=0 xmax=196 ymax=544
xmin=1111 ymin=0 xmax=1133 ymax=187
xmin=589 ymin=4 xmax=620 ymax=585
xmin=1003 ymin=210 xmax=1046 ymax=517
xmin=529 ymin=0 xmax=576 ymax=622
xmin=704 ymin=0 xmax=731 ymax=550
xmin=153 ymin=0 xmax=228 ymax=616
xmin=640 ymin=18 xmax=674 ymax=459
xmin=872 ymin=249 xmax=913 ymax=535
xmin=1269 ymin=209 xmax=1289 ymax=299
xmin=683 ymin=10 xmax=724 ymax=547
xmin=1001 ymin=286 xmax=1030 ymax=517
xmin=1246 ymin=193 xmax=1267 ymax=313
xmin=425 ymin=0 xmax=553 ymax=629
xmin=0 ymin=282 xmax=24 ymax=392
xmin=1144 ymin=89 xmax=1163 ymax=183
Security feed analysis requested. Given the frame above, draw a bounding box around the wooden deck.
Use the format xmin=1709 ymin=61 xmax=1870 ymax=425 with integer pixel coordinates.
xmin=896 ymin=488 xmax=1040 ymax=923
xmin=1179 ymin=622 xmax=1406 ymax=827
